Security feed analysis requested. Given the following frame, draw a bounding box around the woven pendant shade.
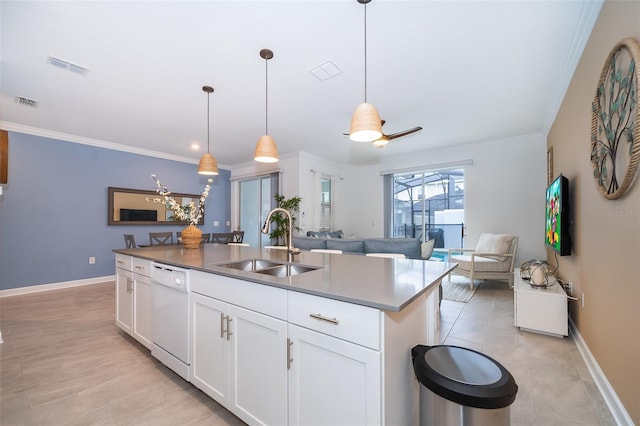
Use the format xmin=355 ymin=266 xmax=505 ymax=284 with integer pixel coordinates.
xmin=197 ymin=152 xmax=219 ymax=175
xmin=198 ymin=85 xmax=219 ymax=176
xmin=349 ymin=102 xmax=382 ymax=142
xmin=254 ymin=135 xmax=279 ymax=163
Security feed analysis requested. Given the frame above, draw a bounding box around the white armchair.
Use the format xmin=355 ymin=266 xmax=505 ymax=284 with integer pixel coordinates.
xmin=447 ymin=233 xmax=519 ymax=289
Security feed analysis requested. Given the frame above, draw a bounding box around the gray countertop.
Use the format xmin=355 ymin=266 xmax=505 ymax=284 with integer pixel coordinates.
xmin=113 ymin=245 xmax=457 ymax=312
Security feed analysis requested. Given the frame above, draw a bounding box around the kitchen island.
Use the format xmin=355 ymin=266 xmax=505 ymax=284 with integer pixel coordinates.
xmin=113 ymin=244 xmax=456 ymax=426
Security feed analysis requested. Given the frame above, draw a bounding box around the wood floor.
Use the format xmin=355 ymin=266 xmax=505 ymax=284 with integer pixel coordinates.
xmin=0 ymin=282 xmax=244 ymax=426
xmin=1 ymin=280 xmax=616 ymax=425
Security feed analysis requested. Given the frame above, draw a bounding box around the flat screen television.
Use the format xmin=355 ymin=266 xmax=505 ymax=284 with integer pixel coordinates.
xmin=120 ymin=208 xmax=157 ymax=222
xmin=545 ymin=174 xmax=571 ymax=256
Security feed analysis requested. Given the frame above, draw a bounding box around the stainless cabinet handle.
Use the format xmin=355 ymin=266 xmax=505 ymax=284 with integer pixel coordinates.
xmin=309 ymin=313 xmax=339 ymax=325
xmin=117 ymin=260 xmax=125 ymax=265
xmin=226 ymin=316 xmax=233 ymax=341
xmin=287 ymin=338 xmax=294 ymax=370
xmin=220 ymin=313 xmax=225 ymax=338
xmin=134 ymin=265 xmax=144 ymax=271
xmin=126 ymin=278 xmax=132 ymax=293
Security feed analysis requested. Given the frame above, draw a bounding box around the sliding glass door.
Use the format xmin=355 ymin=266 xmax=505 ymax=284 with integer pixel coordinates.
xmin=239 ymin=173 xmax=279 ymax=247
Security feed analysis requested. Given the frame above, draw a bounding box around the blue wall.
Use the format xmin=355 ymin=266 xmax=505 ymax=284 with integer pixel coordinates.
xmin=0 ymin=132 xmax=231 ymax=290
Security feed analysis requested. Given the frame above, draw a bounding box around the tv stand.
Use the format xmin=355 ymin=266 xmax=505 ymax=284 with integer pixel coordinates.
xmin=513 ymin=269 xmax=568 ymax=337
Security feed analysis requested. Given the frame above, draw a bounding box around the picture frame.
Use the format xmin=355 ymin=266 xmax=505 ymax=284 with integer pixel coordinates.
xmin=547 ymin=146 xmax=553 ymax=185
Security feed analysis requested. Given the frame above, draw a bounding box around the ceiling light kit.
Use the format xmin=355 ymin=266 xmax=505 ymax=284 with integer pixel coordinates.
xmin=349 ymin=0 xmax=382 ymax=143
xmin=197 ymin=86 xmax=220 ymax=175
xmin=254 ymin=48 xmax=279 ymax=163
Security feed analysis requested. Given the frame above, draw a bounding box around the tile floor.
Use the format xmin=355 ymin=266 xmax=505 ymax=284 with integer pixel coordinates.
xmin=440 ymin=280 xmax=616 ymax=426
xmin=0 ymin=280 xmax=616 ymax=425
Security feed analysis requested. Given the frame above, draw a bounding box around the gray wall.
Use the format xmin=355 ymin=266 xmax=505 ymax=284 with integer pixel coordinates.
xmin=0 ymin=132 xmax=231 ymax=290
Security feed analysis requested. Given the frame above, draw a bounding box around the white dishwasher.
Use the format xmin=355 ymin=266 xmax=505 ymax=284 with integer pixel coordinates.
xmin=150 ymin=262 xmax=191 ymax=381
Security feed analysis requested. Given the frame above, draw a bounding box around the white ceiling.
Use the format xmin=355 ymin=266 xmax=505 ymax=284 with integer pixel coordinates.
xmin=0 ymin=0 xmax=601 ymax=167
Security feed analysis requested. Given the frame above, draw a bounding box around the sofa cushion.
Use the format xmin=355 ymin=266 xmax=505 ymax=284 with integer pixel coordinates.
xmin=293 ymin=236 xmax=327 ymax=250
xmin=306 ymin=231 xmax=329 ymax=238
xmin=364 ymin=238 xmax=421 ymax=259
xmin=450 ymin=254 xmax=511 ymax=272
xmin=475 ymin=233 xmax=515 ymax=260
xmin=326 ymin=239 xmax=365 ymax=254
xmin=329 ymin=229 xmax=344 ymax=239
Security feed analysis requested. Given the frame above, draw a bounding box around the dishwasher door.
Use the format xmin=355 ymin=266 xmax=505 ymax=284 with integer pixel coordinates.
xmin=150 ymin=263 xmax=190 ymax=380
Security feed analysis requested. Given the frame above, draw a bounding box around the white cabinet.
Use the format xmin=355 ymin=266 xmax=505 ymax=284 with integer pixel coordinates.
xmin=514 ymin=270 xmax=568 ymax=337
xmin=132 ymin=271 xmax=152 ymax=348
xmin=115 ymin=254 xmax=152 ymax=348
xmin=191 ymin=293 xmax=231 ymax=405
xmin=115 ymin=263 xmax=133 ymax=334
xmin=190 ymin=272 xmax=288 ymax=426
xmin=287 ymin=323 xmax=381 ymax=426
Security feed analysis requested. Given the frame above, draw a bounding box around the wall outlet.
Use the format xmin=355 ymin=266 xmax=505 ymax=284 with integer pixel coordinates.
xmin=567 ymin=281 xmax=573 ymax=296
xmin=581 ymin=291 xmax=585 ymax=308
xmin=213 ymin=221 xmax=219 ymax=226
xmin=89 ymin=256 xmax=96 ymax=265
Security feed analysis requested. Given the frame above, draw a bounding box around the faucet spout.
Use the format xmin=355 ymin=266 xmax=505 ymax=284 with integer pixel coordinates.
xmin=261 ymin=207 xmax=300 ymax=255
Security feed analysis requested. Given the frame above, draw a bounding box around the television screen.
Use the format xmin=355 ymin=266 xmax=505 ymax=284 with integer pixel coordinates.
xmin=120 ymin=208 xmax=157 ymax=222
xmin=545 ymin=174 xmax=570 ymax=255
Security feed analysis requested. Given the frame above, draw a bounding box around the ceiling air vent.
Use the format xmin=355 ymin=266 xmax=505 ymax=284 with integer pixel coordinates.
xmin=309 ymin=61 xmax=342 ymax=81
xmin=15 ymin=96 xmax=38 ymax=108
xmin=46 ymin=55 xmax=89 ymax=75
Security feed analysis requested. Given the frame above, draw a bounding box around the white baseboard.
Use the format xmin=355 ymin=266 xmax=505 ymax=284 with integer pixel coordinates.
xmin=0 ymin=276 xmax=115 ymax=298
xmin=569 ymin=317 xmax=634 ymax=425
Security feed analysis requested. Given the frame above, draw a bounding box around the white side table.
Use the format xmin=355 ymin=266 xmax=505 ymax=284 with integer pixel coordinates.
xmin=513 ymin=269 xmax=568 ymax=337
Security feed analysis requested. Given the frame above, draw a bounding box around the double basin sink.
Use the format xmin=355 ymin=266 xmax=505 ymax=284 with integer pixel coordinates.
xmin=217 ymin=258 xmax=319 ymax=278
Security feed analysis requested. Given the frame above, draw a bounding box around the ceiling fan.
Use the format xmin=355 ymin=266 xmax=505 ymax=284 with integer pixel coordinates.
xmin=345 ymin=120 xmax=422 ymax=147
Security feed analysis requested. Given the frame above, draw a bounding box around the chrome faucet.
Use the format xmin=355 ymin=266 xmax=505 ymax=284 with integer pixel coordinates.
xmin=261 ymin=207 xmax=301 ymax=255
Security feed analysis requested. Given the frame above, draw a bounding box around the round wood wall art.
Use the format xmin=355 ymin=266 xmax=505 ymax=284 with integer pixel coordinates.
xmin=590 ymin=37 xmax=640 ymax=200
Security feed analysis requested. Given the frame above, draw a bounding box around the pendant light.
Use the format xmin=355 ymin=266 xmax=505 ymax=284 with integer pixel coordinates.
xmin=349 ymin=0 xmax=382 ymax=142
xmin=197 ymin=85 xmax=219 ymax=175
xmin=254 ymin=48 xmax=279 ymax=163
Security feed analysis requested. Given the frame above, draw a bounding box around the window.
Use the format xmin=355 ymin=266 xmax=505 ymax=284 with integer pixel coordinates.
xmin=384 ymin=168 xmax=464 ymax=252
xmin=319 ymin=177 xmax=332 ymax=230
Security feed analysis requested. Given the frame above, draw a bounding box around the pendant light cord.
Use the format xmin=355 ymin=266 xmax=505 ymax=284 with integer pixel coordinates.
xmin=364 ymin=1 xmax=368 ymax=103
xmin=207 ymin=91 xmax=211 ymax=153
xmin=265 ymin=57 xmax=269 ymax=135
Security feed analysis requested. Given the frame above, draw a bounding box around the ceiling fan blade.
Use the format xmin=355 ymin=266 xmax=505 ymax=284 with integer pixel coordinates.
xmin=387 ymin=126 xmax=423 ymax=140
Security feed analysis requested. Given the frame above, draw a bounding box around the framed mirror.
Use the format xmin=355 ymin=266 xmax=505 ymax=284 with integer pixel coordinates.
xmin=108 ymin=187 xmax=205 ymax=226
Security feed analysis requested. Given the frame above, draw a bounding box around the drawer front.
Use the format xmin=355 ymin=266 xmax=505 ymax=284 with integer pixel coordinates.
xmin=288 ymin=291 xmax=380 ymax=350
xmin=115 ymin=254 xmax=132 ymax=271
xmin=132 ymin=257 xmax=152 ymax=276
xmin=190 ymin=270 xmax=287 ymax=320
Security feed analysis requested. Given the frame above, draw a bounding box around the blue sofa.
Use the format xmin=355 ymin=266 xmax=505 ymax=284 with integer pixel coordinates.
xmin=292 ymin=236 xmax=423 ymax=259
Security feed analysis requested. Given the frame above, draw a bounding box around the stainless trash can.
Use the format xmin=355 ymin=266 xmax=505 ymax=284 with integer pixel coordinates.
xmin=412 ymin=345 xmax=518 ymax=426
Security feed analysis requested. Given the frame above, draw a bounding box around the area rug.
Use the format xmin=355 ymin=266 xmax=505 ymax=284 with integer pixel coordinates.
xmin=441 ymin=277 xmax=481 ymax=303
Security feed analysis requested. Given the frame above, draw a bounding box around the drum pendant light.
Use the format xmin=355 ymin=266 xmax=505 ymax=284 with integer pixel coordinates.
xmin=197 ymin=85 xmax=219 ymax=175
xmin=349 ymin=0 xmax=382 ymax=142
xmin=254 ymin=49 xmax=279 ymax=163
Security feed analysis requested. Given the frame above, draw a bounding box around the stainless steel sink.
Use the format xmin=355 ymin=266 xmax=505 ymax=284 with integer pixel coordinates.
xmin=218 ymin=259 xmax=282 ymax=272
xmin=254 ymin=264 xmax=318 ymax=277
xmin=218 ymin=259 xmax=319 ymax=277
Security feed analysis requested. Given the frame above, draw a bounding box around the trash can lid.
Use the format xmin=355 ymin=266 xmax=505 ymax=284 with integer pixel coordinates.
xmin=412 ymin=345 xmax=518 ymax=409
xmin=425 ymin=346 xmax=502 ymax=385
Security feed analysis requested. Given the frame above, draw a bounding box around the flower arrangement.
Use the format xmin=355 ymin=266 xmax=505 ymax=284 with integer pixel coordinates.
xmin=149 ymin=174 xmax=213 ymax=226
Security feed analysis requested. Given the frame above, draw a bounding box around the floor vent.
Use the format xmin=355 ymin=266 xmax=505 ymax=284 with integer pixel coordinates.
xmin=15 ymin=96 xmax=38 ymax=108
xmin=47 ymin=55 xmax=90 ymax=75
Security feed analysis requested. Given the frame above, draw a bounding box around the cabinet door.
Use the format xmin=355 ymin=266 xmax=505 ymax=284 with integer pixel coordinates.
xmin=229 ymin=305 xmax=288 ymax=426
xmin=132 ymin=272 xmax=152 ymax=349
xmin=191 ymin=293 xmax=230 ymax=406
xmin=288 ymin=324 xmax=381 ymax=426
xmin=115 ymin=267 xmax=133 ymax=334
